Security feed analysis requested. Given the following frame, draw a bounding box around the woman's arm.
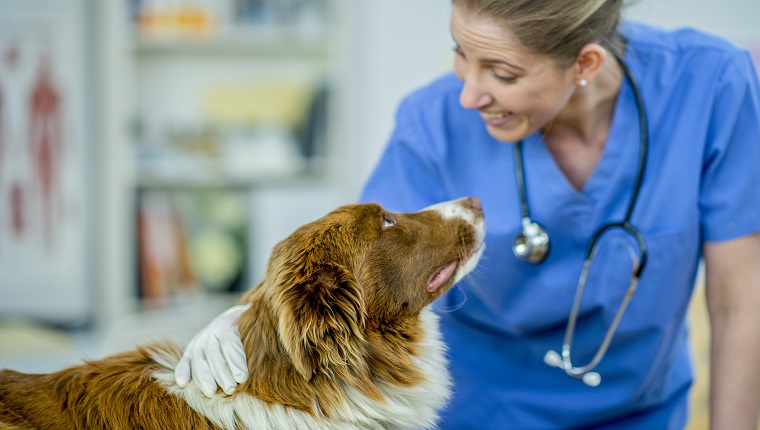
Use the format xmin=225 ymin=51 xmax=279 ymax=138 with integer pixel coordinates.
xmin=703 ymin=232 xmax=760 ymax=429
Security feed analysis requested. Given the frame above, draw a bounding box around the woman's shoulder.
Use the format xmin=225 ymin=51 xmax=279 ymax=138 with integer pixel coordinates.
xmin=387 ymin=72 xmax=491 ymax=162
xmin=622 ymin=20 xmax=756 ymax=93
xmin=622 ymin=21 xmax=747 ymax=62
xmin=397 ymin=72 xmax=464 ymax=113
xmin=394 ymin=72 xmax=481 ymax=137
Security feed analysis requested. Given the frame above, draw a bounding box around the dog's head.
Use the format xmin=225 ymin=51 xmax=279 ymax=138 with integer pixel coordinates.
xmin=259 ymin=197 xmax=485 ymax=381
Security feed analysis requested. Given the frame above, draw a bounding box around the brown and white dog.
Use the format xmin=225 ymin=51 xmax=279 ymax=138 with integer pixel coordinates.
xmin=0 ymin=197 xmax=485 ymax=430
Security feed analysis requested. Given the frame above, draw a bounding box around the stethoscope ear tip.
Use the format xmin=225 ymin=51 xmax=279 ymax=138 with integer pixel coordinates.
xmin=543 ymin=350 xmax=563 ymax=368
xmin=582 ymin=372 xmax=601 ymax=387
xmin=544 ymin=350 xmax=602 ymax=387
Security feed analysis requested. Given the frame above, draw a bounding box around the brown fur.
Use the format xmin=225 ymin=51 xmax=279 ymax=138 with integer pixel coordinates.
xmin=0 ymin=344 xmax=218 ymax=430
xmin=0 ymin=199 xmax=484 ymax=429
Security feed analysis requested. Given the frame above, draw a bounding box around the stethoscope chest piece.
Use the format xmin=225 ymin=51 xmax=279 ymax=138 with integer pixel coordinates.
xmin=513 ymin=217 xmax=550 ymax=263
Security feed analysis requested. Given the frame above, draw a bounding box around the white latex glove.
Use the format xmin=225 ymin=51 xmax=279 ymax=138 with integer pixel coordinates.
xmin=175 ymin=304 xmax=250 ymax=397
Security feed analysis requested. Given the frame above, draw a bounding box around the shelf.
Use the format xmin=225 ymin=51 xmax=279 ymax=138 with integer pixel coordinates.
xmin=133 ymin=145 xmax=327 ymax=191
xmin=132 ymin=30 xmax=329 ymax=57
xmin=109 ymin=1 xmax=341 ymax=335
xmin=135 ymin=169 xmax=325 ymax=191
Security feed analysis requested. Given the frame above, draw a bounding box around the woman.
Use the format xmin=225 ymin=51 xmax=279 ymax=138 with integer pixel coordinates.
xmin=176 ymin=0 xmax=760 ymax=427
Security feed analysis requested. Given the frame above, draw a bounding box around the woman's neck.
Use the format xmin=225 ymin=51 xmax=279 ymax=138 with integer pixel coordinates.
xmin=545 ymin=53 xmax=624 ymax=146
xmin=540 ymin=53 xmax=624 ymax=189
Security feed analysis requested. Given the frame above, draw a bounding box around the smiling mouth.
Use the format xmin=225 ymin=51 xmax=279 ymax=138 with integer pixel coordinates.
xmin=479 ymin=111 xmax=515 ymax=123
xmin=480 ymin=111 xmax=506 ymax=120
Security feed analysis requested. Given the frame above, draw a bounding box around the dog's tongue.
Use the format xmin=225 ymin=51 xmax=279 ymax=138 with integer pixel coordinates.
xmin=427 ymin=261 xmax=458 ymax=292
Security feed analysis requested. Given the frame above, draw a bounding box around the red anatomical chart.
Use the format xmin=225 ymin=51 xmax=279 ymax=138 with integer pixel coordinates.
xmin=27 ymin=53 xmax=64 ymax=247
xmin=1 ymin=43 xmax=67 ymax=251
xmin=0 ymin=6 xmax=88 ymax=323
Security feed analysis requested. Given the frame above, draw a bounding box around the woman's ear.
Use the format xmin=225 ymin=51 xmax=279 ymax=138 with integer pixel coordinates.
xmin=574 ymin=43 xmax=607 ymax=85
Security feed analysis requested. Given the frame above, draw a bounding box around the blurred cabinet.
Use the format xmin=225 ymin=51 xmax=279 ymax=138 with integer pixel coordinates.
xmin=119 ymin=0 xmax=342 ymax=314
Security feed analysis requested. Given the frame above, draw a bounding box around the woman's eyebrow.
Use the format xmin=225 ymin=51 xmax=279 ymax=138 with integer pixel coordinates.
xmin=481 ymin=58 xmax=526 ymax=72
xmin=451 ymin=33 xmax=527 ymax=72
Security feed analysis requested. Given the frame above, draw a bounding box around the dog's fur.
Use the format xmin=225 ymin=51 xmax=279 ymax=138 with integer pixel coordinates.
xmin=0 ymin=197 xmax=485 ymax=430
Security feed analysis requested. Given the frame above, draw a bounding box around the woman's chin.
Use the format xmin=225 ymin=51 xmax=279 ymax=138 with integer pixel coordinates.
xmin=485 ymin=120 xmax=531 ymax=143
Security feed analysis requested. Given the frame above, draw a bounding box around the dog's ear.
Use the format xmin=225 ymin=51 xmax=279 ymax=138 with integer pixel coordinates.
xmin=276 ymin=262 xmax=367 ymax=380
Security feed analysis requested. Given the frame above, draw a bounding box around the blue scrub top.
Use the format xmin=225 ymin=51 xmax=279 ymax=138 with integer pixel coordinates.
xmin=361 ymin=22 xmax=760 ymax=429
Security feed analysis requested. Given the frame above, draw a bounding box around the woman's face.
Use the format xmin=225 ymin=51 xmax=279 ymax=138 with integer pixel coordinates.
xmin=450 ymin=6 xmax=578 ymax=142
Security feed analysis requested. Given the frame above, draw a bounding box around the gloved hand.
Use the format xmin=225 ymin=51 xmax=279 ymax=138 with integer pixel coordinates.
xmin=175 ymin=304 xmax=250 ymax=397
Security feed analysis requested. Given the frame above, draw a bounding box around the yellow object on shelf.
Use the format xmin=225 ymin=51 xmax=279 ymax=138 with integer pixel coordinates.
xmin=137 ymin=4 xmax=217 ymax=39
xmin=203 ymin=81 xmax=315 ymax=129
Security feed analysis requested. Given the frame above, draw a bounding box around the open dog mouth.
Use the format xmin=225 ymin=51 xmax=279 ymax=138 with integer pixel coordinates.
xmin=427 ymin=261 xmax=458 ymax=292
xmin=426 ymin=242 xmax=484 ymax=293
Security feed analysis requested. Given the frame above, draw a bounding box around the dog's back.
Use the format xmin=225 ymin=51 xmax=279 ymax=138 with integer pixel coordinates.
xmin=0 ymin=343 xmax=217 ymax=430
xmin=0 ymin=198 xmax=485 ymax=430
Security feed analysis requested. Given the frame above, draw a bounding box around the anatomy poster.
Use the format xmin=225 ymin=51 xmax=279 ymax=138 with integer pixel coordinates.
xmin=0 ymin=0 xmax=90 ymax=324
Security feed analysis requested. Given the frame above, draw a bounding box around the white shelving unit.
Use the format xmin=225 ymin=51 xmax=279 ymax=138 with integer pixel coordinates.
xmin=91 ymin=0 xmax=345 ymax=335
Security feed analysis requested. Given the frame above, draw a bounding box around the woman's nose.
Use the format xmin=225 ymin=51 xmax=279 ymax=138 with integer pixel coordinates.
xmin=459 ymin=75 xmax=491 ymax=109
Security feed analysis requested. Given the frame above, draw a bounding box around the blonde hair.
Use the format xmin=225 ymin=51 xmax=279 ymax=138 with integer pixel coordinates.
xmin=452 ymin=0 xmax=626 ymax=67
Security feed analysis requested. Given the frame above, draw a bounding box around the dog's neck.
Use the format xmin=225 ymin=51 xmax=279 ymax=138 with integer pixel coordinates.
xmin=237 ymin=280 xmax=450 ymax=417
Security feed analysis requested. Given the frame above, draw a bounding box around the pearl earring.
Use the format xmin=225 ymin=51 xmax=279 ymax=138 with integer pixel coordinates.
xmin=579 ymin=79 xmax=588 ymax=87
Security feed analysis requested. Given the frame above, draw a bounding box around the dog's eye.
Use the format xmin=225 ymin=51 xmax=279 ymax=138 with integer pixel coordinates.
xmin=383 ymin=217 xmax=396 ymax=229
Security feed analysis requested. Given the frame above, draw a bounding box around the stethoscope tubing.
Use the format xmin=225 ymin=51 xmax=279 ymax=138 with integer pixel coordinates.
xmin=562 ymin=222 xmax=647 ymax=383
xmin=515 ymin=41 xmax=650 ymax=385
xmin=585 ymin=221 xmax=648 ymax=278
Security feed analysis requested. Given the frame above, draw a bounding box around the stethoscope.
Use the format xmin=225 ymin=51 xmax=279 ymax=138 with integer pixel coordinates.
xmin=511 ymin=47 xmax=649 ymax=387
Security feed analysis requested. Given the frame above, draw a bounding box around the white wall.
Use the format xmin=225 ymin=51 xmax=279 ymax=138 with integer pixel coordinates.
xmin=332 ymin=1 xmax=453 ymax=202
xmin=334 ymin=0 xmax=760 ymax=203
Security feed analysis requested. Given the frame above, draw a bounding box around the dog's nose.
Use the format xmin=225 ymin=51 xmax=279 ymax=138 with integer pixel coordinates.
xmin=466 ymin=197 xmax=482 ymax=212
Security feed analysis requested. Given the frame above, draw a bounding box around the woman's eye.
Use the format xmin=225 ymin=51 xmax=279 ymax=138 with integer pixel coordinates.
xmin=383 ymin=217 xmax=396 ymax=228
xmin=492 ymin=70 xmax=517 ymax=84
